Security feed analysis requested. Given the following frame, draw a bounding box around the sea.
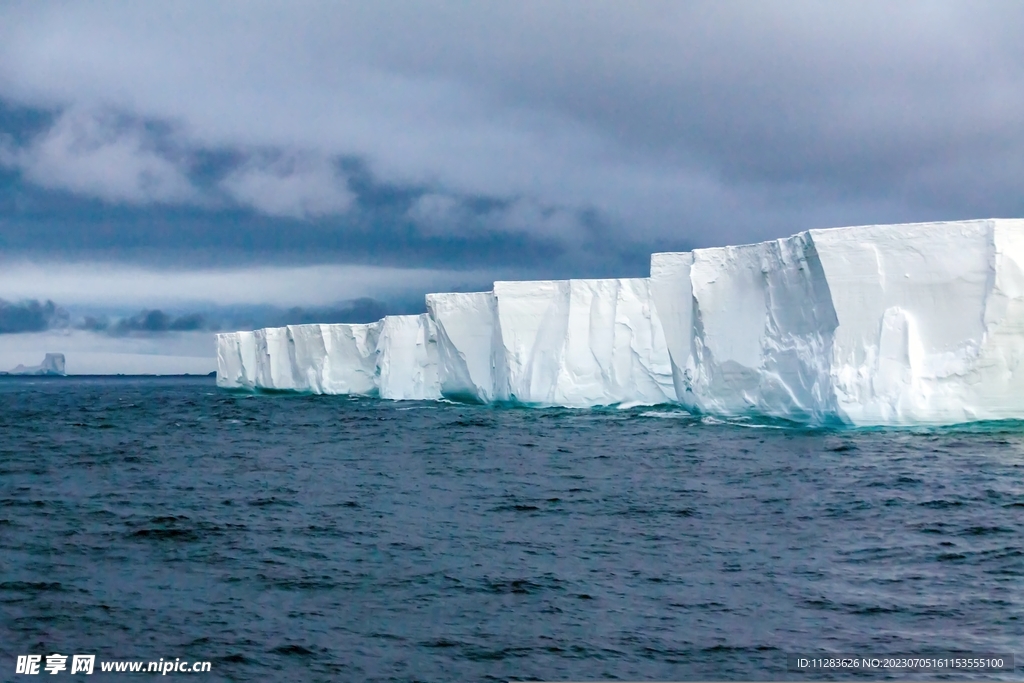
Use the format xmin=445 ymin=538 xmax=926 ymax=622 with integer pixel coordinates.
xmin=1 ymin=376 xmax=1021 ymax=682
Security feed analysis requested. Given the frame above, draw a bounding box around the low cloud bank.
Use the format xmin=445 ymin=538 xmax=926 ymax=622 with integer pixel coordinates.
xmin=80 ymin=310 xmax=208 ymax=335
xmin=261 ymin=298 xmax=404 ymax=327
xmin=0 ymin=299 xmax=69 ymax=333
xmin=0 ymin=297 xmax=420 ymax=335
xmin=214 ymin=297 xmax=425 ymax=331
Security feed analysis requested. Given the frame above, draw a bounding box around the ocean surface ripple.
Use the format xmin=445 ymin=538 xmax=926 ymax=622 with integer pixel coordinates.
xmin=1 ymin=377 xmax=1021 ymax=681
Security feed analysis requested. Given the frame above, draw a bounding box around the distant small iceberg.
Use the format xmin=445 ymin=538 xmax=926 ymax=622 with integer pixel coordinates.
xmin=2 ymin=353 xmax=66 ymax=376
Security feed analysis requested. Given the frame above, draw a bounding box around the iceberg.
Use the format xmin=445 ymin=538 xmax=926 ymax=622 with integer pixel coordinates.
xmin=216 ymin=330 xmax=258 ymax=390
xmin=427 ymin=291 xmax=507 ymax=403
xmin=425 ymin=280 xmax=675 ymax=407
xmin=319 ymin=323 xmax=381 ymax=395
xmin=2 ymin=353 xmax=66 ymax=376
xmin=216 ymin=218 xmax=1024 ymax=426
xmin=215 ymin=331 xmax=246 ymax=389
xmin=651 ymin=218 xmax=1024 ymax=425
xmin=652 ymin=233 xmax=838 ymax=422
xmin=376 ymin=314 xmax=442 ymax=400
xmin=811 ymin=220 xmax=1024 ymax=425
xmin=253 ymin=326 xmax=295 ymax=391
xmin=492 ymin=278 xmax=676 ymax=406
xmin=215 ymin=323 xmax=380 ymax=394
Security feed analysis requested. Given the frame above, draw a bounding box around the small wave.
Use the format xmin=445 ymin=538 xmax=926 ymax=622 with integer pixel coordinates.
xmin=639 ymin=410 xmax=695 ymax=419
xmin=696 ymin=415 xmax=799 ymax=430
xmin=731 ymin=422 xmax=788 ymax=429
xmin=491 ymin=503 xmax=541 ymax=512
xmin=422 ymin=638 xmax=462 ymax=649
xmin=131 ymin=528 xmax=199 ymax=541
xmin=271 ymin=644 xmax=315 ymax=656
xmin=0 ymin=581 xmax=64 ymax=592
xmin=617 ymin=400 xmax=654 ymax=410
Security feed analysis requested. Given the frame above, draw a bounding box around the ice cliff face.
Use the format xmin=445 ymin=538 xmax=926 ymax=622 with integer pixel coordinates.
xmin=216 ymin=316 xmax=440 ymax=400
xmin=426 ymin=292 xmax=506 ymax=403
xmin=651 ymin=218 xmax=1024 ymax=425
xmin=810 ymin=220 xmax=1024 ymax=425
xmin=652 ymin=233 xmax=839 ymax=422
xmin=320 ymin=324 xmax=381 ymax=395
xmin=216 ymin=323 xmax=381 ymax=395
xmin=376 ymin=314 xmax=442 ymax=401
xmin=492 ymin=279 xmax=676 ymax=406
xmin=425 ymin=280 xmax=675 ymax=407
xmin=217 ymin=218 xmax=1024 ymax=425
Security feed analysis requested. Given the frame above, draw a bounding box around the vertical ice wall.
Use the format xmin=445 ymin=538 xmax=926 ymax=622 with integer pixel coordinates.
xmin=649 ymin=253 xmax=695 ymax=407
xmin=808 ymin=219 xmax=1024 ymax=424
xmin=215 ymin=323 xmax=380 ymax=394
xmin=652 ymin=236 xmax=840 ymax=421
xmin=216 ymin=218 xmax=1024 ymax=425
xmin=687 ymin=233 xmax=839 ymax=421
xmin=280 ymin=323 xmax=382 ymax=395
xmin=286 ymin=324 xmax=326 ymax=392
xmin=320 ymin=323 xmax=381 ymax=396
xmin=974 ymin=221 xmax=1024 ymax=418
xmin=216 ymin=332 xmax=247 ymax=389
xmin=560 ymin=278 xmax=675 ymax=406
xmin=253 ymin=327 xmax=295 ymax=390
xmin=651 ymin=218 xmax=1024 ymax=425
xmin=376 ymin=314 xmax=442 ymax=401
xmin=492 ymin=280 xmax=569 ymax=404
xmin=238 ymin=331 xmax=257 ymax=389
xmin=492 ymin=278 xmax=675 ymax=406
xmin=426 ymin=291 xmax=507 ymax=403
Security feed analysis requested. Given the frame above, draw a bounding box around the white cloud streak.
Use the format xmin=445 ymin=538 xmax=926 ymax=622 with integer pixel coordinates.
xmin=407 ymin=193 xmax=586 ymax=240
xmin=0 ymin=107 xmax=196 ymax=204
xmin=0 ymin=261 xmax=503 ymax=308
xmin=220 ymin=153 xmax=355 ymax=219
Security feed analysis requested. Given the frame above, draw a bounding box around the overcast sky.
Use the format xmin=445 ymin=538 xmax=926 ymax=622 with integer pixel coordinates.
xmin=1 ymin=1 xmax=1023 ymax=371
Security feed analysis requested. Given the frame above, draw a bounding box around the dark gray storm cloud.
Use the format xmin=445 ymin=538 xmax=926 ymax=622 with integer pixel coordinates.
xmin=100 ymin=310 xmax=208 ymax=335
xmin=156 ymin=298 xmax=427 ymax=332
xmin=265 ymin=299 xmax=414 ymax=327
xmin=0 ymin=1 xmax=1022 ymax=280
xmin=0 ymin=160 xmax=632 ymax=276
xmin=0 ymin=298 xmax=68 ymax=333
xmin=46 ymin=298 xmax=423 ymax=336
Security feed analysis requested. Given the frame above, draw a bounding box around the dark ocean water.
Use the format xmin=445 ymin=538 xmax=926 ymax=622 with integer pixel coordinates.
xmin=1 ymin=376 xmax=1021 ymax=682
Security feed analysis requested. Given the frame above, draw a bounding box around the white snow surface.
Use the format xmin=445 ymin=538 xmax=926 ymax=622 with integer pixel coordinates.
xmin=651 ymin=218 xmax=1024 ymax=425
